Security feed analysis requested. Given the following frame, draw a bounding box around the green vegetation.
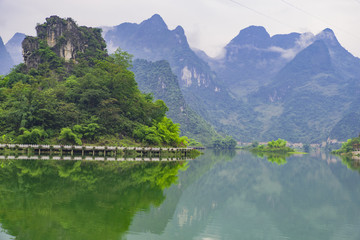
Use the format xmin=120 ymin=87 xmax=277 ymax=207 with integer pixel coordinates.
xmin=332 ymin=135 xmax=360 ymax=155
xmin=250 ymin=139 xmax=296 ymax=153
xmin=211 ymin=136 xmax=237 ymax=149
xmin=0 ymin=19 xmax=190 ymax=148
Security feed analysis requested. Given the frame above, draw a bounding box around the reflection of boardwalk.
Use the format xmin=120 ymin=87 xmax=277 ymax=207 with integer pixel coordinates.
xmin=0 ymin=144 xmax=194 ymax=159
xmin=0 ymin=155 xmax=191 ymax=161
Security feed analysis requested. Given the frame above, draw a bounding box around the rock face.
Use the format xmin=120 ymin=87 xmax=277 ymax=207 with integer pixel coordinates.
xmin=22 ymin=15 xmax=106 ymax=69
xmin=22 ymin=36 xmax=40 ymax=69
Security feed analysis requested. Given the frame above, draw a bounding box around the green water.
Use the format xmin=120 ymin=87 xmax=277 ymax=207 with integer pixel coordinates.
xmin=0 ymin=150 xmax=360 ymax=239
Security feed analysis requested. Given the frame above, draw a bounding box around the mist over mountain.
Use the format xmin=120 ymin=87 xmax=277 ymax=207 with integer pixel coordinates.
xmin=0 ymin=36 xmax=14 ymax=75
xmin=209 ymin=26 xmax=316 ymax=99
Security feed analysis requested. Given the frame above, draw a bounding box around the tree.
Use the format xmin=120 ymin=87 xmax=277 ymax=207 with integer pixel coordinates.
xmin=111 ymin=48 xmax=133 ymax=69
xmin=17 ymin=128 xmax=48 ymax=144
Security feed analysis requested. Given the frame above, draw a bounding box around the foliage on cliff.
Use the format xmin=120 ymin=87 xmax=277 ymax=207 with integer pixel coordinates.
xmin=0 ymin=16 xmax=188 ymax=147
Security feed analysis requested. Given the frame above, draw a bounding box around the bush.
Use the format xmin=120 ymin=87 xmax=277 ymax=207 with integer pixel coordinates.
xmin=17 ymin=128 xmax=48 ymax=144
xmin=59 ymin=128 xmax=82 ymax=145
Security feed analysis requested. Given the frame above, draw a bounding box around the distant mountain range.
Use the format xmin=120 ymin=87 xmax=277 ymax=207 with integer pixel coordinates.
xmin=5 ymin=33 xmax=25 ymax=65
xmin=0 ymin=33 xmax=25 ymax=75
xmin=2 ymin=14 xmax=360 ymax=143
xmin=0 ymin=36 xmax=14 ymax=75
xmin=102 ymin=14 xmax=360 ymax=143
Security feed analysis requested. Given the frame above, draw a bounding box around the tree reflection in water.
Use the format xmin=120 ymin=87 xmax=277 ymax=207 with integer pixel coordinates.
xmin=340 ymin=155 xmax=360 ymax=174
xmin=251 ymin=151 xmax=293 ymax=165
xmin=0 ymin=159 xmax=187 ymax=240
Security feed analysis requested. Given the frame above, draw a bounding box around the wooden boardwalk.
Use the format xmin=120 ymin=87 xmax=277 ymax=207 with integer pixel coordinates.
xmin=0 ymin=144 xmax=194 ymax=159
xmin=0 ymin=155 xmax=191 ymax=161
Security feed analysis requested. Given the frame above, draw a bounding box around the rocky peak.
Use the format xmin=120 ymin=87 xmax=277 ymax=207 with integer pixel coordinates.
xmin=22 ymin=15 xmax=106 ymax=70
xmin=139 ymin=14 xmax=168 ymax=32
xmin=35 ymin=16 xmax=79 ymax=53
xmin=6 ymin=33 xmax=26 ymax=46
xmin=229 ymin=26 xmax=271 ymax=48
xmin=315 ymin=28 xmax=340 ymax=47
xmin=174 ymin=25 xmax=185 ymax=35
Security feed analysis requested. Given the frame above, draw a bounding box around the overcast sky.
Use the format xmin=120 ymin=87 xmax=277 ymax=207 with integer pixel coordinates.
xmin=1 ymin=0 xmax=359 ymax=57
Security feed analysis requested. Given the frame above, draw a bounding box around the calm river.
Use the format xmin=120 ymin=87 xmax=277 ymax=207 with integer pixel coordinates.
xmin=0 ymin=150 xmax=359 ymax=239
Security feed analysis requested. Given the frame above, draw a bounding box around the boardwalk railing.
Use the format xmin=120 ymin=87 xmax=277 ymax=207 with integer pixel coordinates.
xmin=0 ymin=144 xmax=195 ymax=158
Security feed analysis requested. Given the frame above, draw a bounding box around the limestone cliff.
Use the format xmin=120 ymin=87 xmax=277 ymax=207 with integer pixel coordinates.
xmin=22 ymin=16 xmax=107 ymax=70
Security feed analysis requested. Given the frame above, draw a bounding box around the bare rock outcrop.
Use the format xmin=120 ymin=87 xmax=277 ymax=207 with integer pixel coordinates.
xmin=22 ymin=15 xmax=106 ymax=70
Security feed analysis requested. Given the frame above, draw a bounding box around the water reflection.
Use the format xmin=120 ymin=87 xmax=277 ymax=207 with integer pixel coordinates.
xmin=0 ymin=159 xmax=187 ymax=240
xmin=126 ymin=150 xmax=360 ymax=240
xmin=251 ymin=151 xmax=291 ymax=165
xmin=340 ymin=156 xmax=360 ymax=174
xmin=1 ymin=150 xmax=360 ymax=239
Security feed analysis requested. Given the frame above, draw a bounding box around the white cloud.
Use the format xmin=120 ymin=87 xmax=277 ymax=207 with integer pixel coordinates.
xmin=267 ymin=32 xmax=315 ymax=60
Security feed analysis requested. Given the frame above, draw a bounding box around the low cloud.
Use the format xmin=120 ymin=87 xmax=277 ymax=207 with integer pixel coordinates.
xmin=268 ymin=32 xmax=315 ymax=60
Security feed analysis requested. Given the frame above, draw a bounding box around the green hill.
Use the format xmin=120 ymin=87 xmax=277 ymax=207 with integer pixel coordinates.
xmin=0 ymin=16 xmax=188 ymax=147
